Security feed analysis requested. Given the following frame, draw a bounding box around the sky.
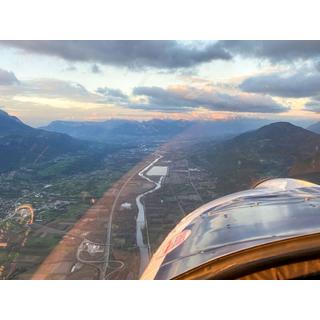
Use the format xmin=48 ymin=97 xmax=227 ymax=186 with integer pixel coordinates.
xmin=0 ymin=40 xmax=320 ymax=126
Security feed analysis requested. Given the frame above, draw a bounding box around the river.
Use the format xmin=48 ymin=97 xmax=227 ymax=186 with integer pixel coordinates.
xmin=136 ymin=156 xmax=164 ymax=275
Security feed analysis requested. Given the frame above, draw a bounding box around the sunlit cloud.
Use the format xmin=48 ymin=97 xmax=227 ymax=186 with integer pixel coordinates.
xmin=130 ymin=83 xmax=289 ymax=114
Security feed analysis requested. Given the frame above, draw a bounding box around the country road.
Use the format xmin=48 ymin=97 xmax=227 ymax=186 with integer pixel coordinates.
xmin=99 ymin=164 xmax=143 ymax=279
xmin=100 ymin=155 xmax=163 ymax=279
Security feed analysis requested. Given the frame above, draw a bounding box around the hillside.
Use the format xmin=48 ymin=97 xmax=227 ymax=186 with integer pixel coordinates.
xmin=0 ymin=110 xmax=90 ymax=172
xmin=191 ymin=122 xmax=320 ymax=195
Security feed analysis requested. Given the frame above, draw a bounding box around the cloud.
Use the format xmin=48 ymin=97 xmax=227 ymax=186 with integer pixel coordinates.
xmin=304 ymin=95 xmax=320 ymax=113
xmin=217 ymin=40 xmax=320 ymax=62
xmin=95 ymin=86 xmax=128 ymax=105
xmin=91 ymin=64 xmax=102 ymax=74
xmin=0 ymin=40 xmax=232 ymax=69
xmin=22 ymin=79 xmax=94 ymax=100
xmin=96 ymin=87 xmax=128 ymax=99
xmin=0 ymin=78 xmax=102 ymax=103
xmin=239 ymin=70 xmax=320 ymax=98
xmin=0 ymin=76 xmax=129 ymax=107
xmin=3 ymin=41 xmax=320 ymax=72
xmin=130 ymin=85 xmax=289 ymax=113
xmin=305 ymin=101 xmax=320 ymax=112
xmin=0 ymin=68 xmax=19 ymax=85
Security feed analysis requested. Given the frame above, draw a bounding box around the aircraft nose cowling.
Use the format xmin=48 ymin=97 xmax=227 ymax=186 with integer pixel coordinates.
xmin=141 ymin=178 xmax=320 ymax=280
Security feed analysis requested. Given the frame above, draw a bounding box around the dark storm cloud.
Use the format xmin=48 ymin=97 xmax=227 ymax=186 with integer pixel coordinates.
xmin=0 ymin=68 xmax=19 ymax=85
xmin=2 ymin=41 xmax=320 ymax=70
xmin=0 ymin=41 xmax=232 ymax=69
xmin=131 ymin=85 xmax=289 ymax=113
xmin=217 ymin=40 xmax=320 ymax=62
xmin=239 ymin=71 xmax=320 ymax=98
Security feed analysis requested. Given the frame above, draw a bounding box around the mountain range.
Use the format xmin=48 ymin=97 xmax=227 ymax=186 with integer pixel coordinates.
xmin=40 ymin=118 xmax=273 ymax=142
xmin=41 ymin=119 xmax=191 ymax=143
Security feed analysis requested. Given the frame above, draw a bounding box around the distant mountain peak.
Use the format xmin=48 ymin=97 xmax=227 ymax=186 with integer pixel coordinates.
xmin=0 ymin=109 xmax=21 ymax=121
xmin=238 ymin=121 xmax=318 ymax=141
xmin=257 ymin=121 xmax=300 ymax=131
xmin=0 ymin=108 xmax=33 ymax=136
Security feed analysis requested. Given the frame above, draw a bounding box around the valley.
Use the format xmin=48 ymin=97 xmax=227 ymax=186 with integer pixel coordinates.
xmin=2 ymin=109 xmax=320 ymax=279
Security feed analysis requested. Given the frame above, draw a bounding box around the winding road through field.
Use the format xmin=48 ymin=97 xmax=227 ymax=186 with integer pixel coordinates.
xmin=100 ymin=155 xmax=163 ymax=279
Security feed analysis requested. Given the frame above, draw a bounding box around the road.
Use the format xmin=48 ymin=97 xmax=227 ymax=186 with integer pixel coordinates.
xmin=99 ymin=165 xmax=142 ymax=279
xmin=100 ymin=155 xmax=162 ymax=279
